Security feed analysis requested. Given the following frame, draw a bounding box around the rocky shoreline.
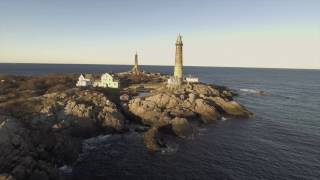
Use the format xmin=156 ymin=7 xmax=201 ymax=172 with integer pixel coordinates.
xmin=0 ymin=73 xmax=253 ymax=180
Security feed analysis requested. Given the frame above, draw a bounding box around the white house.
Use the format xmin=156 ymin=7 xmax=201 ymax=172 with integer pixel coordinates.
xmin=76 ymin=74 xmax=94 ymax=87
xmin=94 ymin=73 xmax=120 ymax=88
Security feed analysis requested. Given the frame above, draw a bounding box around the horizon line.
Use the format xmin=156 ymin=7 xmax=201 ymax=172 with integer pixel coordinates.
xmin=0 ymin=62 xmax=319 ymax=71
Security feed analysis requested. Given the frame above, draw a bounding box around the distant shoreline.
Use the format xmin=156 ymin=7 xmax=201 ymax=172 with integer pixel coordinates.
xmin=0 ymin=62 xmax=319 ymax=71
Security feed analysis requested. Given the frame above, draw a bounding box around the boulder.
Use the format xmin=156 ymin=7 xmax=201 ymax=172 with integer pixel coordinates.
xmin=211 ymin=97 xmax=253 ymax=118
xmin=194 ymin=99 xmax=220 ymax=123
xmin=145 ymin=93 xmax=180 ymax=109
xmin=170 ymin=117 xmax=194 ymax=138
xmin=166 ymin=107 xmax=195 ymax=119
xmin=143 ymin=127 xmax=160 ymax=151
xmin=64 ymin=101 xmax=93 ymax=118
xmin=191 ymin=84 xmax=220 ymax=97
xmin=128 ymin=98 xmax=163 ymax=125
xmin=188 ymin=93 xmax=196 ymax=103
xmin=99 ymin=109 xmax=125 ymax=131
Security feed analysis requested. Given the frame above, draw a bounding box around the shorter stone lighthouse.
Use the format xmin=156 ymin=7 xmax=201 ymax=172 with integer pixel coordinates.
xmin=131 ymin=52 xmax=140 ymax=75
xmin=174 ymin=34 xmax=183 ymax=80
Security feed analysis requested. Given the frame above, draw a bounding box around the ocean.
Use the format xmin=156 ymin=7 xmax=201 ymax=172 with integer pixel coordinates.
xmin=1 ymin=63 xmax=319 ymax=180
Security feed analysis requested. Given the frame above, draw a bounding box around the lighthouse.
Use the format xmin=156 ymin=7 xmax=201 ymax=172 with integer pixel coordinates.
xmin=131 ymin=52 xmax=140 ymax=75
xmin=167 ymin=34 xmax=184 ymax=87
xmin=174 ymin=34 xmax=183 ymax=80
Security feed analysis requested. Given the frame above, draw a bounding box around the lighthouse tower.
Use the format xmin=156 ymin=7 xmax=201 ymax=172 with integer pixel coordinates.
xmin=174 ymin=34 xmax=183 ymax=80
xmin=131 ymin=52 xmax=140 ymax=75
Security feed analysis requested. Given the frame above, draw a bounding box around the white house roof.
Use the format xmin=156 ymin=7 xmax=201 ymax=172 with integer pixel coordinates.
xmin=84 ymin=74 xmax=93 ymax=79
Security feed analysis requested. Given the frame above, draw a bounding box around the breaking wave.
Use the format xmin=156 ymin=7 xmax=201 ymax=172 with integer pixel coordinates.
xmin=240 ymin=88 xmax=265 ymax=95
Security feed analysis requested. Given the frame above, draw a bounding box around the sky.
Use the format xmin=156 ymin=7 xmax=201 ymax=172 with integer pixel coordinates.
xmin=0 ymin=0 xmax=319 ymax=69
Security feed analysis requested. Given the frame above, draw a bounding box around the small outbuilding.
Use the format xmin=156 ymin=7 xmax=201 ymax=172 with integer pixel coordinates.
xmin=76 ymin=74 xmax=94 ymax=87
xmin=167 ymin=76 xmax=182 ymax=87
xmin=186 ymin=75 xmax=199 ymax=83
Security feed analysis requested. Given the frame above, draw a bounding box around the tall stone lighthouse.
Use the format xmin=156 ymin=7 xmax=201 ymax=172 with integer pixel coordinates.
xmin=174 ymin=34 xmax=183 ymax=80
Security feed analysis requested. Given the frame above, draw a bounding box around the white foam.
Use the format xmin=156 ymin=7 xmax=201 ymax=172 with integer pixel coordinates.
xmin=160 ymin=144 xmax=179 ymax=155
xmin=59 ymin=165 xmax=72 ymax=174
xmin=240 ymin=88 xmax=265 ymax=95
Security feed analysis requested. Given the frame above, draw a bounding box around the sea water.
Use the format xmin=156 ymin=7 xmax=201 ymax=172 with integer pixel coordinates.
xmin=1 ymin=63 xmax=319 ymax=180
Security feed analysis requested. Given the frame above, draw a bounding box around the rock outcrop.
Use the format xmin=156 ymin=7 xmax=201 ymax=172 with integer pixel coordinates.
xmin=127 ymin=83 xmax=252 ymax=125
xmin=40 ymin=89 xmax=126 ymax=135
xmin=125 ymin=83 xmax=253 ymax=151
xmin=0 ymin=87 xmax=126 ymax=180
xmin=0 ymin=115 xmax=80 ymax=180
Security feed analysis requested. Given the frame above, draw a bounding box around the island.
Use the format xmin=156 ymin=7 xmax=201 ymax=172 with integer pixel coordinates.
xmin=0 ymin=35 xmax=253 ymax=179
xmin=0 ymin=71 xmax=253 ymax=180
